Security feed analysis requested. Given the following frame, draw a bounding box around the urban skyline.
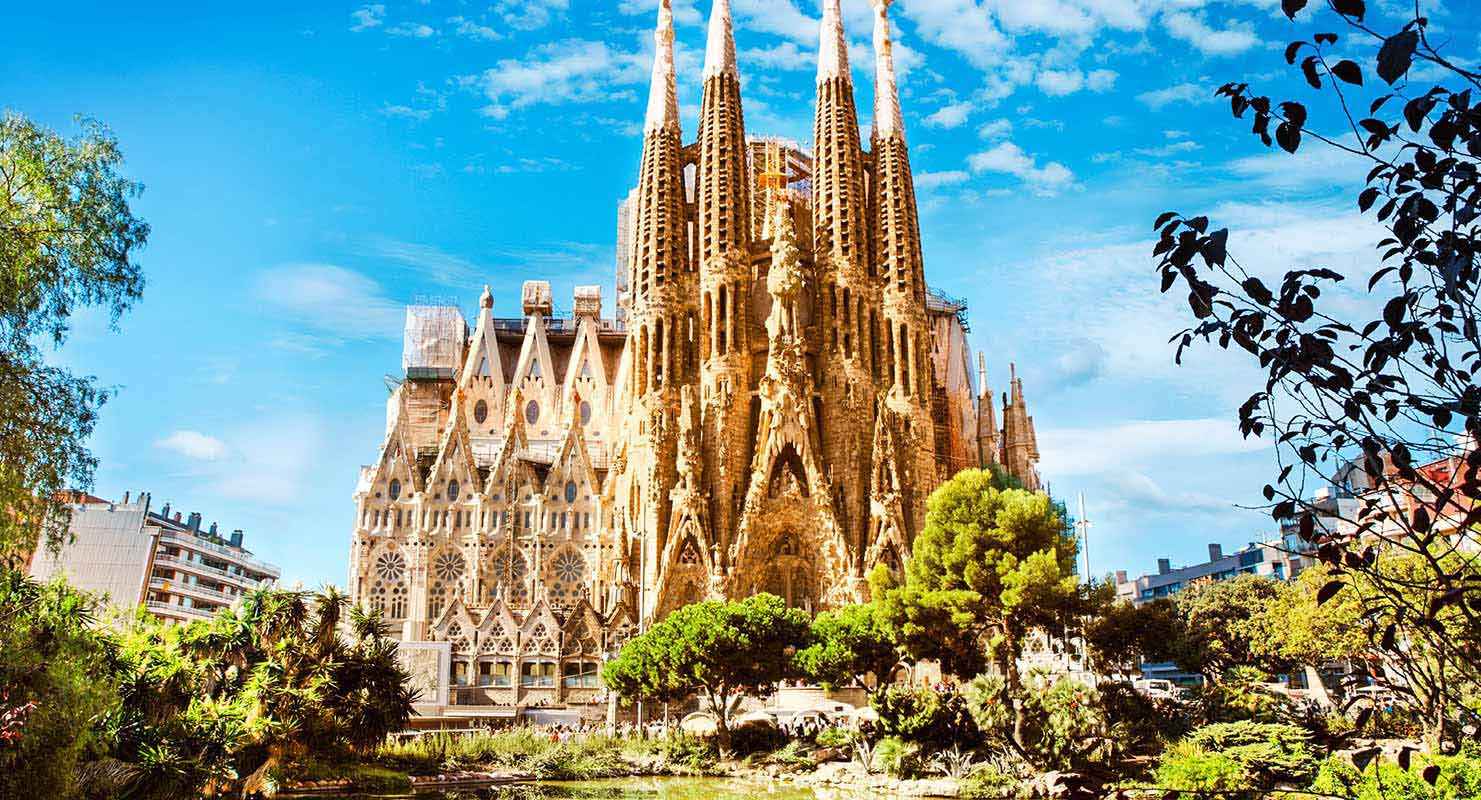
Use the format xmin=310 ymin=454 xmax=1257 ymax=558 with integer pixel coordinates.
xmin=6 ymin=0 xmax=1475 ymax=588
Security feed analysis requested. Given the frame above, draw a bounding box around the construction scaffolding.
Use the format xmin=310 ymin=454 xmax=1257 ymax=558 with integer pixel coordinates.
xmin=402 ymin=306 xmax=468 ymax=380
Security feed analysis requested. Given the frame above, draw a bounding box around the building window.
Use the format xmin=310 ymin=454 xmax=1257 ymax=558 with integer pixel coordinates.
xmin=480 ymin=660 xmax=513 ymax=687
xmin=448 ymin=480 xmax=460 ymax=502
xmin=526 ymin=401 xmax=540 ymax=424
xmin=452 ymin=660 xmax=469 ymax=686
xmin=563 ymin=661 xmax=601 ymax=688
xmin=565 ymin=481 xmax=578 ymax=503
xmin=580 ymin=401 xmax=592 ymax=424
xmin=389 ymin=479 xmax=401 ymax=500
xmin=474 ymin=399 xmax=489 ymax=424
xmin=521 ymin=661 xmax=556 ymax=687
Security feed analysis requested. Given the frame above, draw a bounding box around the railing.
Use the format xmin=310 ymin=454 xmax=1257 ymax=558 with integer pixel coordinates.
xmin=152 ymin=552 xmax=275 ymax=588
xmin=158 ymin=528 xmax=281 ymax=576
xmin=149 ymin=577 xmax=239 ymax=605
xmin=145 ymin=600 xmax=215 ymax=620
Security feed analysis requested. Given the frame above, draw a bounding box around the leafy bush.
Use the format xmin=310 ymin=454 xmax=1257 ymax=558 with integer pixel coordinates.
xmin=1155 ymin=739 xmax=1253 ymax=793
xmin=1192 ymin=666 xmax=1293 ymax=724
xmin=874 ymin=684 xmax=982 ymax=751
xmin=872 ymin=735 xmax=923 ymax=778
xmin=1155 ymin=720 xmax=1316 ymax=793
xmin=1310 ymin=752 xmax=1481 ymax=800
xmin=814 ymin=726 xmax=853 ymax=749
xmin=727 ymin=721 xmax=786 ymax=756
xmin=1098 ymin=680 xmax=1192 ymax=751
xmin=960 ymin=764 xmax=1021 ymax=799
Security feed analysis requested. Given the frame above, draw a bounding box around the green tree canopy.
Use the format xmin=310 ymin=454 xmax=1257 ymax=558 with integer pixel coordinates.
xmin=0 ymin=111 xmax=148 ymax=559
xmin=1172 ymin=573 xmax=1290 ymax=681
xmin=1083 ymin=596 xmax=1183 ymax=676
xmin=878 ymin=467 xmax=1079 ymax=746
xmin=602 ymin=593 xmax=810 ymax=746
xmin=796 ymin=600 xmax=901 ymax=699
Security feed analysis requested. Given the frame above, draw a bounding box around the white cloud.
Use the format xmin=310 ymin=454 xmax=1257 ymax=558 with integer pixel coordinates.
xmin=495 ymin=0 xmax=569 ymax=31
xmin=618 ymin=0 xmax=703 ymax=27
xmin=733 ymin=0 xmax=818 ymax=45
xmin=1163 ymin=11 xmax=1257 ymax=56
xmin=210 ymin=416 xmax=325 ymax=506
xmin=924 ymin=100 xmax=973 ymax=129
xmin=1037 ymin=69 xmax=1085 ymax=96
xmin=1134 ymin=139 xmax=1202 ymax=157
xmin=1040 ymin=418 xmax=1267 ymax=477
xmin=156 ymin=431 xmax=229 ymax=462
xmin=462 ymin=39 xmax=647 ymax=119
xmin=915 ymin=170 xmax=971 ymax=191
xmin=253 ymin=264 xmax=403 ymax=341
xmin=448 ymin=16 xmax=501 ymax=42
xmin=387 ymin=21 xmax=436 ymax=38
xmin=1136 ymin=81 xmax=1214 ymax=109
xmin=977 ymin=118 xmax=1013 ymax=140
xmin=1086 ymin=68 xmax=1118 ymax=91
xmin=740 ymin=42 xmax=812 ymax=72
xmin=349 ymin=4 xmax=385 ymax=32
xmin=968 ymin=141 xmax=1075 ymax=195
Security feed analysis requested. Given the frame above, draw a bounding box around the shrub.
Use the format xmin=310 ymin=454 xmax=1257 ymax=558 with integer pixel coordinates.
xmin=814 ymin=726 xmax=853 ymax=749
xmin=1098 ymin=680 xmax=1192 ymax=750
xmin=1192 ymin=666 xmax=1293 ymax=724
xmin=1155 ymin=739 xmax=1253 ymax=793
xmin=1184 ymin=720 xmax=1316 ymax=785
xmin=874 ymin=685 xmax=982 ymax=752
xmin=1155 ymin=720 xmax=1316 ymax=793
xmin=727 ymin=721 xmax=786 ymax=756
xmin=1310 ymin=752 xmax=1481 ymax=800
xmin=960 ymin=764 xmax=1021 ymax=799
xmin=872 ymin=735 xmax=923 ymax=778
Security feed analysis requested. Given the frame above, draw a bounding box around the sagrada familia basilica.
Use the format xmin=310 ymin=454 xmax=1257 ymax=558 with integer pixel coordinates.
xmin=349 ymin=0 xmax=1041 ymax=715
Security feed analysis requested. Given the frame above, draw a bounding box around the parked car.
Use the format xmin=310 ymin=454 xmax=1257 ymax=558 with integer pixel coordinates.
xmin=1134 ymin=678 xmax=1178 ymax=700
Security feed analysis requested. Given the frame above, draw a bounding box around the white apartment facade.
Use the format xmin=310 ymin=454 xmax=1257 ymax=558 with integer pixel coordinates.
xmin=28 ymin=492 xmax=280 ymax=624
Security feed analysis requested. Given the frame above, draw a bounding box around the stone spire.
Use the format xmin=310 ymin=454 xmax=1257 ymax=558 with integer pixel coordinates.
xmin=871 ymin=0 xmax=904 ymax=143
xmin=644 ymin=0 xmax=680 ymax=132
xmin=703 ymin=0 xmax=737 ymax=79
xmin=696 ymin=0 xmax=753 ymax=559
xmin=818 ymin=0 xmax=849 ymax=83
xmin=975 ymin=352 xmax=1001 ymax=470
xmin=1000 ymin=364 xmax=1041 ymax=491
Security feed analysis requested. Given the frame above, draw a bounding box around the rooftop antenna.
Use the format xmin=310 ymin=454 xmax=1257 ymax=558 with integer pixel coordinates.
xmin=1076 ymin=492 xmax=1092 ymax=583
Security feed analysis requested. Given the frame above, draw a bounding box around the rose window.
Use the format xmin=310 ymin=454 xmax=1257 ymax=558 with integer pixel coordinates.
xmin=375 ymin=551 xmax=406 ymax=581
xmin=549 ymin=550 xmax=588 ymax=601
xmin=434 ymin=550 xmax=465 ymax=583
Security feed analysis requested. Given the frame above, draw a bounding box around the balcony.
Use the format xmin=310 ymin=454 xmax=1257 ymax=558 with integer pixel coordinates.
xmin=149 ymin=576 xmax=239 ymax=606
xmin=151 ymin=552 xmax=275 ymax=589
xmin=145 ymin=600 xmax=216 ymax=621
xmin=157 ymin=528 xmax=281 ymax=578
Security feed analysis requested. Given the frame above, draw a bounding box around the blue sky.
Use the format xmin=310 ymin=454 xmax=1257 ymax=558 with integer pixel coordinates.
xmin=5 ymin=0 xmax=1476 ymax=588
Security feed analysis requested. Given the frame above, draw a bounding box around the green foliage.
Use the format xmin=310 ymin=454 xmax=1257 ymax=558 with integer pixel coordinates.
xmin=1191 ymin=666 xmax=1294 ymax=724
xmin=813 ymin=725 xmax=853 ymax=749
xmin=871 ymin=735 xmax=923 ymax=778
xmin=960 ymin=764 xmax=1021 ymax=799
xmin=1096 ymin=680 xmax=1192 ymax=754
xmin=1015 ymin=673 xmax=1114 ymax=772
xmin=1246 ymin=563 xmax=1368 ymax=668
xmin=1171 ymin=573 xmax=1290 ymax=679
xmin=0 ymin=111 xmax=149 ymax=558
xmin=1310 ymin=751 xmax=1481 ymax=800
xmin=602 ymin=593 xmax=810 ymax=742
xmin=0 ymin=572 xmax=119 ymax=800
xmin=1156 ymin=720 xmax=1315 ymax=793
xmin=1082 ymin=597 xmax=1181 ymax=676
xmin=873 ymin=684 xmax=982 ymax=752
xmin=1155 ymin=739 xmax=1253 ymax=793
xmin=879 ymin=469 xmax=1078 ymax=680
xmin=796 ymin=601 xmax=899 ymax=697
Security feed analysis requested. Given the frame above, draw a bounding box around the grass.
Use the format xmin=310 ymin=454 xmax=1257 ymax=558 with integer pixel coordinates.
xmin=372 ymin=728 xmax=721 ymax=780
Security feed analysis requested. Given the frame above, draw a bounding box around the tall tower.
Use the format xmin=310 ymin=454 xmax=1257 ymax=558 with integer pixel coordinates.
xmin=695 ymin=0 xmax=753 ymax=564
xmin=870 ymin=0 xmax=934 ymax=534
xmin=812 ymin=0 xmax=878 ymax=561
xmin=617 ymin=0 xmax=696 ymax=620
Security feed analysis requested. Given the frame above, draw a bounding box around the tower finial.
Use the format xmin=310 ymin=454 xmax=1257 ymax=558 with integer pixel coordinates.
xmin=644 ymin=0 xmax=680 ymax=131
xmin=872 ymin=0 xmax=904 ymax=142
xmin=817 ymin=0 xmax=849 ymax=84
xmin=703 ymin=0 xmax=737 ymax=80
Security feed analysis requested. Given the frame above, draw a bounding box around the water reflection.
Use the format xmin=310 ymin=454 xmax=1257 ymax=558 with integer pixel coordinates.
xmin=322 ymin=776 xmax=860 ymax=799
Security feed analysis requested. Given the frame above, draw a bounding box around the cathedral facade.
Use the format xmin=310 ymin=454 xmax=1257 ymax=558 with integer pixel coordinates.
xmin=349 ymin=0 xmax=1040 ymax=716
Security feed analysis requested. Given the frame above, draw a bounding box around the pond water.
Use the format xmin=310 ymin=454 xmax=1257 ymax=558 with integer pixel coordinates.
xmin=319 ymin=776 xmax=877 ymax=799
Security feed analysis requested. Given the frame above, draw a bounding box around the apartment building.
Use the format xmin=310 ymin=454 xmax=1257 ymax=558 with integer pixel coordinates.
xmin=28 ymin=492 xmax=280 ymax=624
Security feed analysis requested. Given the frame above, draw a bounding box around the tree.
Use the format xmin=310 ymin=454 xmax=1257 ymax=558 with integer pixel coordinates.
xmin=1153 ymin=0 xmax=1481 ymax=749
xmin=1247 ymin=563 xmax=1369 ymax=669
xmin=1083 ymin=596 xmax=1183 ymax=677
xmin=0 ymin=111 xmax=148 ymax=559
xmin=796 ymin=601 xmax=902 ymax=701
xmin=1172 ymin=574 xmax=1291 ymax=681
xmin=0 ymin=571 xmax=120 ymax=799
xmin=879 ymin=468 xmax=1079 ymax=748
xmin=602 ymin=593 xmax=811 ymax=748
